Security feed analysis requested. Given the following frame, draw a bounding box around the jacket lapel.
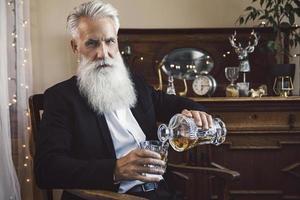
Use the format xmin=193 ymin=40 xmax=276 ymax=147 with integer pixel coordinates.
xmin=96 ymin=114 xmax=116 ymax=158
xmin=131 ymin=106 xmax=151 ymax=139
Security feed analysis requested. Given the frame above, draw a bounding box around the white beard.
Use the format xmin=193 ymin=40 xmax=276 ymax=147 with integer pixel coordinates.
xmin=77 ymin=53 xmax=137 ymax=114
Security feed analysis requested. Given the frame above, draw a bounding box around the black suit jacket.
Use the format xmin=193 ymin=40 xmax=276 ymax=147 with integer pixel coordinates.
xmin=35 ymin=74 xmax=205 ymax=191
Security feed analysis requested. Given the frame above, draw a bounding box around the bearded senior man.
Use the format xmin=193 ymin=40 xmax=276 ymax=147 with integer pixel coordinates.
xmin=35 ymin=1 xmax=213 ymax=199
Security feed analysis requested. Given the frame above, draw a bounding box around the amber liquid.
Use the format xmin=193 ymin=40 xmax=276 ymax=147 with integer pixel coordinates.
xmin=169 ymin=136 xmax=212 ymax=152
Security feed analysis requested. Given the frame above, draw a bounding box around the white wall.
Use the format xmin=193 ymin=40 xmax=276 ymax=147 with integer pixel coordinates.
xmin=30 ymin=0 xmax=252 ymax=93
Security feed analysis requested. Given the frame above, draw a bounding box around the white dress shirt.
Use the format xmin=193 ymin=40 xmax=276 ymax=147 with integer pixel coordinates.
xmin=104 ymin=107 xmax=162 ymax=193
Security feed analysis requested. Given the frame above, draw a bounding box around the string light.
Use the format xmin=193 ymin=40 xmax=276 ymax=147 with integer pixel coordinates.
xmin=140 ymin=57 xmax=144 ymax=61
xmin=8 ymin=0 xmax=33 ymax=192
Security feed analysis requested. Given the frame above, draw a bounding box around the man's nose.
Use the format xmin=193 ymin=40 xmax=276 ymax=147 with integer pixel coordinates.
xmin=96 ymin=44 xmax=108 ymax=59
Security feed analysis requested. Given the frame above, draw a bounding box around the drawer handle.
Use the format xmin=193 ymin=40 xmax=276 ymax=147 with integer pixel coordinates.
xmin=249 ymin=114 xmax=258 ymax=120
xmin=288 ymin=114 xmax=296 ymax=129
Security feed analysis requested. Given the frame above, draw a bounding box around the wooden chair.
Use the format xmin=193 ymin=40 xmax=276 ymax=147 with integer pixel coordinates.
xmin=29 ymin=94 xmax=239 ymax=200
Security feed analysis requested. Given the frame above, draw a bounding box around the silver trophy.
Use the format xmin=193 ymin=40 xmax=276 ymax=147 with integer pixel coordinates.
xmin=166 ymin=76 xmax=176 ymax=95
xmin=229 ymin=30 xmax=259 ymax=82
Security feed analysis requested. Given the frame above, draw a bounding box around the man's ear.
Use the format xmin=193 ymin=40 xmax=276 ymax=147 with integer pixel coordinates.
xmin=71 ymin=39 xmax=78 ymax=54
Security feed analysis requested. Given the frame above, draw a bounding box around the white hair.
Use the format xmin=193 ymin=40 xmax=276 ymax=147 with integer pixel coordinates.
xmin=67 ymin=0 xmax=120 ymax=37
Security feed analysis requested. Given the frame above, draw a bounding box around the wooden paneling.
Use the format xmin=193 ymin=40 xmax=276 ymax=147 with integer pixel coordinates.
xmin=196 ymin=97 xmax=300 ymax=200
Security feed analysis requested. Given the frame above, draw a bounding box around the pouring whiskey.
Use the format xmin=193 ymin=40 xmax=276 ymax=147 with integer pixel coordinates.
xmin=157 ymin=114 xmax=227 ymax=152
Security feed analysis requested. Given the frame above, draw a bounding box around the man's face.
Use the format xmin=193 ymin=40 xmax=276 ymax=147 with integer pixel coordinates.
xmin=72 ymin=17 xmax=119 ymax=64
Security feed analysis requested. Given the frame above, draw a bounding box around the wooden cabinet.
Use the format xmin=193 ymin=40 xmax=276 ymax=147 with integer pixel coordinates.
xmin=189 ymin=97 xmax=300 ymax=200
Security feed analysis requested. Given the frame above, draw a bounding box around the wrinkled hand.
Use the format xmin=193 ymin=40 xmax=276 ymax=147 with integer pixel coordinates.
xmin=181 ymin=109 xmax=213 ymax=130
xmin=114 ymin=149 xmax=166 ymax=182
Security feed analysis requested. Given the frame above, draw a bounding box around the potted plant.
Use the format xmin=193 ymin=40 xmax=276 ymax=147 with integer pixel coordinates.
xmin=237 ymin=0 xmax=300 ymax=79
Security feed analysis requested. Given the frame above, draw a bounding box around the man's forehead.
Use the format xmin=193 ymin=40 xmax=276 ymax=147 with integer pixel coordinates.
xmin=77 ymin=17 xmax=117 ymax=39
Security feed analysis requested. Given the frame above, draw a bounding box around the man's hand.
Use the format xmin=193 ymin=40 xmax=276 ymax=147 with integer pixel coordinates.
xmin=181 ymin=109 xmax=213 ymax=130
xmin=114 ymin=149 xmax=166 ymax=183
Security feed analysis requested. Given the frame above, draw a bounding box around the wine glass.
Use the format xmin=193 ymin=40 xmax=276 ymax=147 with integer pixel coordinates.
xmin=225 ymin=67 xmax=240 ymax=97
xmin=225 ymin=67 xmax=240 ymax=86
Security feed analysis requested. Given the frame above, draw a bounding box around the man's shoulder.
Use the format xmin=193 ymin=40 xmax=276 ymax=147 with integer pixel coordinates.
xmin=44 ymin=76 xmax=77 ymax=95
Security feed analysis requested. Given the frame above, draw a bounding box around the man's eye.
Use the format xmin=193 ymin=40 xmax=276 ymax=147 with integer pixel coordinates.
xmin=106 ymin=39 xmax=116 ymax=45
xmin=85 ymin=40 xmax=98 ymax=47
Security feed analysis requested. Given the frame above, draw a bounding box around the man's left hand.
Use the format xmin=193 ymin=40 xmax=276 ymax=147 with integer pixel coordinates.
xmin=181 ymin=109 xmax=213 ymax=130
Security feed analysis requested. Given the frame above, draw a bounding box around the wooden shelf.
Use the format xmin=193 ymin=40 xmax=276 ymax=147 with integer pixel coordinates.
xmin=189 ymin=96 xmax=300 ymax=102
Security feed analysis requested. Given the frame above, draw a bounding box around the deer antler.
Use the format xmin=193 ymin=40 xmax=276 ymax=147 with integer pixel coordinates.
xmin=229 ymin=31 xmax=241 ymax=49
xmin=245 ymin=30 xmax=260 ymax=53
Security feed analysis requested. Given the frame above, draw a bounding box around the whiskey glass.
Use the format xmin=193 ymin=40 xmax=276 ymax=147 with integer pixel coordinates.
xmin=140 ymin=140 xmax=169 ymax=172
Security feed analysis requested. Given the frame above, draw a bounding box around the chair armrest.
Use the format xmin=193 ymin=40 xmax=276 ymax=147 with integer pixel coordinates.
xmin=167 ymin=162 xmax=240 ymax=182
xmin=66 ymin=189 xmax=147 ymax=200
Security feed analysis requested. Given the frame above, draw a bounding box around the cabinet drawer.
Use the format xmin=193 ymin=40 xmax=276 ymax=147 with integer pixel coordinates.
xmin=214 ymin=111 xmax=300 ymax=131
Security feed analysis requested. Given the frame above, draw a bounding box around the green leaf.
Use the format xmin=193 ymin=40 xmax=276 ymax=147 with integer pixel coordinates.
xmin=294 ymin=8 xmax=300 ymax=17
xmin=289 ymin=39 xmax=294 ymax=47
xmin=245 ymin=6 xmax=256 ymax=11
xmin=279 ymin=5 xmax=284 ymax=15
xmin=258 ymin=15 xmax=267 ymax=20
xmin=289 ymin=14 xmax=295 ymax=25
xmin=266 ymin=0 xmax=273 ymax=9
xmin=285 ymin=3 xmax=293 ymax=13
xmin=245 ymin=15 xmax=251 ymax=23
xmin=293 ymin=0 xmax=300 ymax=7
xmin=267 ymin=41 xmax=276 ymax=52
xmin=239 ymin=17 xmax=245 ymax=24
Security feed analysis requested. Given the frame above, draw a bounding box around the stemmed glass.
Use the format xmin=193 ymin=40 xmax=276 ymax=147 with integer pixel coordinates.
xmin=225 ymin=67 xmax=240 ymax=86
xmin=225 ymin=67 xmax=240 ymax=96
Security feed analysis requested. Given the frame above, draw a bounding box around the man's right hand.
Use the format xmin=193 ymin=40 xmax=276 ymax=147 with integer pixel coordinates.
xmin=114 ymin=149 xmax=166 ymax=182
